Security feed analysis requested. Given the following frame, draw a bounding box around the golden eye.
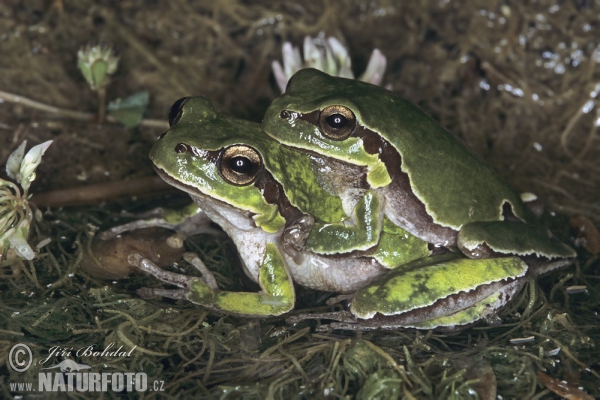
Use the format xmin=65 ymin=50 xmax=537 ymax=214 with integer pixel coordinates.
xmin=218 ymin=145 xmax=262 ymax=185
xmin=168 ymin=97 xmax=190 ymax=127
xmin=318 ymin=105 xmax=356 ymax=140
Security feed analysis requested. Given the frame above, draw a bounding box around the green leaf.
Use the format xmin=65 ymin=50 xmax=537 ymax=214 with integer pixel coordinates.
xmin=108 ymin=91 xmax=150 ymax=128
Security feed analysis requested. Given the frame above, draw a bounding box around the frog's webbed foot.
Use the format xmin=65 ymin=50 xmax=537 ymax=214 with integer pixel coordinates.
xmin=127 ymin=251 xmax=219 ymax=302
xmin=282 ymin=214 xmax=315 ymax=258
xmin=128 ymin=245 xmax=295 ymax=317
xmin=181 ymin=252 xmax=219 ymax=289
xmin=99 ymin=208 xmax=173 ymax=240
xmin=457 ymin=220 xmax=576 ymax=272
xmin=285 ymin=296 xmax=383 ymax=331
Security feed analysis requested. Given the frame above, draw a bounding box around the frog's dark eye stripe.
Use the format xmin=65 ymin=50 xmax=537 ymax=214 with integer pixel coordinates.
xmin=218 ymin=145 xmax=263 ymax=186
xmin=318 ymin=105 xmax=356 ymax=140
xmin=168 ymin=97 xmax=190 ymax=127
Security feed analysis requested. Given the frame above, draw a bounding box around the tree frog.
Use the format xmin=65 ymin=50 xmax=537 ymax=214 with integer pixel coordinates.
xmin=135 ymin=91 xmax=574 ymax=330
xmin=259 ymin=68 xmax=575 ymax=327
xmin=262 ymin=68 xmax=574 ymax=261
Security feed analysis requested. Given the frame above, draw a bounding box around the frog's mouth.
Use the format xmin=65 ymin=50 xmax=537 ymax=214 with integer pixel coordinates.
xmin=152 ymin=164 xmax=206 ymax=199
xmin=152 ymin=164 xmax=256 ymax=224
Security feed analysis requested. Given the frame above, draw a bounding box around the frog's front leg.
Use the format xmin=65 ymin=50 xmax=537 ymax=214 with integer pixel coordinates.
xmin=285 ymin=190 xmax=383 ymax=255
xmin=128 ymin=243 xmax=295 ymax=316
xmin=99 ymin=203 xmax=223 ymax=240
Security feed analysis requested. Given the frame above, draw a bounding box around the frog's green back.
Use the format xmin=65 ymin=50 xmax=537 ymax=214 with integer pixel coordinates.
xmin=265 ymin=69 xmax=531 ymax=229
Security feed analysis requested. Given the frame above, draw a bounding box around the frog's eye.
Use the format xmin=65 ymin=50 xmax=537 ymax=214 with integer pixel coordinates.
xmin=318 ymin=105 xmax=356 ymax=140
xmin=218 ymin=145 xmax=263 ymax=186
xmin=168 ymin=97 xmax=190 ymax=127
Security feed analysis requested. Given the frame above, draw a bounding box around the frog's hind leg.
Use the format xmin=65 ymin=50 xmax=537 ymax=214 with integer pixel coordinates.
xmin=311 ymin=283 xmax=524 ymax=332
xmin=350 ymin=255 xmax=529 ymax=326
xmin=401 ymin=283 xmax=525 ymax=331
xmin=457 ymin=220 xmax=576 ymax=261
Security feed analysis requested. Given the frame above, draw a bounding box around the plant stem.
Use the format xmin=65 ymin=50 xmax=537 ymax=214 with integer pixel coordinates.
xmin=0 ymin=90 xmax=168 ymax=129
xmin=97 ymin=87 xmax=106 ymax=123
xmin=30 ymin=176 xmax=175 ymax=208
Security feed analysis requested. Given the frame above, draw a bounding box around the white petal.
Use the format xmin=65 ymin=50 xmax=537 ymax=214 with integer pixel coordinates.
xmin=6 ymin=141 xmax=27 ymax=181
xmin=282 ymin=42 xmax=302 ymax=77
xmin=323 ymin=41 xmax=339 ymax=76
xmin=359 ymin=49 xmax=387 ymax=85
xmin=272 ymin=60 xmax=288 ymax=93
xmin=9 ymin=231 xmax=35 ymax=260
xmin=303 ymin=36 xmax=325 ymax=71
xmin=19 ymin=140 xmax=53 ymax=191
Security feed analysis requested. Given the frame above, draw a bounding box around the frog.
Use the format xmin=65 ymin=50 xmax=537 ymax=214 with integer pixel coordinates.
xmin=135 ymin=95 xmax=433 ymax=319
xmin=129 ymin=93 xmax=574 ymax=331
xmin=258 ymin=68 xmax=576 ymax=328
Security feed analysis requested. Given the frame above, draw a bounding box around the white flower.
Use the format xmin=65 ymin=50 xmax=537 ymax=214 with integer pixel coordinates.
xmin=272 ymin=33 xmax=387 ymax=92
xmin=77 ymin=44 xmax=119 ymax=91
xmin=1 ymin=140 xmax=53 ymax=260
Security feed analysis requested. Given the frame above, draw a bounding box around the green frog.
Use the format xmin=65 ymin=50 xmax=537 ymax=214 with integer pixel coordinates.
xmin=262 ymin=68 xmax=574 ymax=262
xmin=133 ymin=92 xmax=574 ymax=330
xmin=262 ymin=68 xmax=575 ymax=328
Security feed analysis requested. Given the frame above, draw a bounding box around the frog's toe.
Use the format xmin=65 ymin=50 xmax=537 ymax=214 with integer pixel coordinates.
xmin=283 ymin=214 xmax=315 ymax=253
xmin=183 ymin=252 xmax=219 ymax=289
xmin=127 ymin=251 xmax=194 ymax=289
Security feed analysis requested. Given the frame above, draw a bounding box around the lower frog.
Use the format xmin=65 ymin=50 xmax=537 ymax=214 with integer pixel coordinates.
xmin=130 ymin=96 xmax=573 ymax=331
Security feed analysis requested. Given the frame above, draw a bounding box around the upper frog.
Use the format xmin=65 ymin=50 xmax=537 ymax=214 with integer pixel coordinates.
xmin=262 ymin=68 xmax=575 ymax=262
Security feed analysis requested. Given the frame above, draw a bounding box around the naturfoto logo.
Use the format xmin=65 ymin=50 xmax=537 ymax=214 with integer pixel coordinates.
xmin=8 ymin=343 xmax=158 ymax=393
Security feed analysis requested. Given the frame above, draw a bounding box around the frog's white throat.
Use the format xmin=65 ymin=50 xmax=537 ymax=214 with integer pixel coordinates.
xmin=155 ymin=165 xmax=275 ymax=283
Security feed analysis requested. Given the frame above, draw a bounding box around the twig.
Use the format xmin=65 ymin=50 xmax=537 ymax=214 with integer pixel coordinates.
xmin=0 ymin=90 xmax=168 ymax=129
xmin=30 ymin=176 xmax=176 ymax=208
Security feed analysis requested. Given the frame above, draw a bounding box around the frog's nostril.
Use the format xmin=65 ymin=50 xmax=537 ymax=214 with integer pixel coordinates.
xmin=280 ymin=110 xmax=291 ymax=119
xmin=175 ymin=143 xmax=188 ymax=154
